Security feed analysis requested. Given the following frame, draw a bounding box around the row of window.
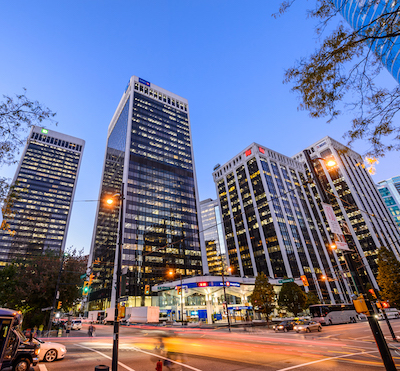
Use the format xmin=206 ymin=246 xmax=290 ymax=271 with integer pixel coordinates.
xmin=31 ymin=132 xmax=83 ymax=152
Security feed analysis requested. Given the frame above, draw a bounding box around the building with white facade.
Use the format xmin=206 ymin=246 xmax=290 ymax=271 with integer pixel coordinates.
xmin=212 ymin=137 xmax=400 ymax=304
xmin=0 ymin=126 xmax=85 ymax=265
xmin=295 ymin=137 xmax=400 ymax=294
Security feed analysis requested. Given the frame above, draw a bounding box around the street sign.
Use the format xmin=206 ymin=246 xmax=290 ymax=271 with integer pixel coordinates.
xmin=118 ymin=296 xmax=129 ymax=303
xmin=278 ymin=278 xmax=294 ymax=284
xmin=157 ymin=286 xmax=171 ymax=291
xmin=41 ymin=306 xmax=53 ymax=311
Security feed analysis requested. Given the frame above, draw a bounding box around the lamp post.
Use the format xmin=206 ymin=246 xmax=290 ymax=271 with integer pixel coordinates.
xmin=220 ymin=265 xmax=232 ymax=332
xmin=169 ymin=270 xmax=184 ymax=324
xmin=303 ymin=150 xmax=396 ymax=370
xmin=107 ymin=183 xmax=125 ymax=371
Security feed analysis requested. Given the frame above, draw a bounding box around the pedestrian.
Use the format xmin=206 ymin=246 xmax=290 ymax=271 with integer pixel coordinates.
xmin=155 ymin=359 xmax=163 ymax=371
xmin=92 ymin=324 xmax=96 ymax=337
xmin=88 ymin=323 xmax=93 ymax=337
xmin=38 ymin=324 xmax=44 ymax=337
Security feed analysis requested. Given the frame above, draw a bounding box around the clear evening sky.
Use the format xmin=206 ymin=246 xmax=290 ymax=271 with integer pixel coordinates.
xmin=1 ymin=1 xmax=398 ymax=255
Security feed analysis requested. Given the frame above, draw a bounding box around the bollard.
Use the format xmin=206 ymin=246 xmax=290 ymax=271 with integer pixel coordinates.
xmin=94 ymin=366 xmax=109 ymax=371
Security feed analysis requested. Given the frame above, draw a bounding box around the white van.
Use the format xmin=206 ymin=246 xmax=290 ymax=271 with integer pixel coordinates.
xmin=71 ymin=319 xmax=82 ymax=330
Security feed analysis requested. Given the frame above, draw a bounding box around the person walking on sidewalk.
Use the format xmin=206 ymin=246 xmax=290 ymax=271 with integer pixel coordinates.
xmin=155 ymin=359 xmax=163 ymax=371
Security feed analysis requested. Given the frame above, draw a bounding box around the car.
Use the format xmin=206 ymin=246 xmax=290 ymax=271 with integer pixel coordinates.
xmin=294 ymin=320 xmax=322 ymax=333
xmin=273 ymin=320 xmax=296 ymax=332
xmin=33 ymin=338 xmax=67 ymax=362
xmin=71 ymin=319 xmax=82 ymax=330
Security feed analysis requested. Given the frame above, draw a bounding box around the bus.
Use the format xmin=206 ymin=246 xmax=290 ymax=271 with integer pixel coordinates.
xmin=309 ymin=304 xmax=358 ymax=325
xmin=0 ymin=308 xmax=40 ymax=371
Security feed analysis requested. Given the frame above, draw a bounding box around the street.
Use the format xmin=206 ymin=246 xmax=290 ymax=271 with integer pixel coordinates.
xmin=30 ymin=319 xmax=400 ymax=371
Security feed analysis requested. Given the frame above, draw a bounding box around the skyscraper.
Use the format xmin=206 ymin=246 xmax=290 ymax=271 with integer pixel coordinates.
xmin=0 ymin=126 xmax=85 ymax=266
xmin=377 ymin=176 xmax=400 ymax=229
xmin=212 ymin=143 xmax=343 ymax=304
xmin=213 ymin=137 xmax=400 ymax=304
xmin=333 ymin=0 xmax=400 ymax=82
xmin=295 ymin=136 xmax=400 ymax=293
xmin=200 ymin=198 xmax=226 ymax=275
xmin=88 ymin=76 xmax=205 ymax=310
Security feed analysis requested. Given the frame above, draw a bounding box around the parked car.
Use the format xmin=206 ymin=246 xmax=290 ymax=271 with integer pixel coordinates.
xmin=71 ymin=319 xmax=82 ymax=330
xmin=273 ymin=320 xmax=296 ymax=332
xmin=33 ymin=338 xmax=67 ymax=362
xmin=294 ymin=320 xmax=322 ymax=333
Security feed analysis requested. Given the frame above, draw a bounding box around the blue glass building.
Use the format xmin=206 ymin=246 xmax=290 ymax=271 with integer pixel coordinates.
xmin=334 ymin=0 xmax=400 ymax=82
xmin=377 ymin=176 xmax=400 ymax=229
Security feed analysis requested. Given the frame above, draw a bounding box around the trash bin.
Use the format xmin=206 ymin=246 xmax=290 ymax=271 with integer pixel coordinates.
xmin=95 ymin=366 xmax=109 ymax=371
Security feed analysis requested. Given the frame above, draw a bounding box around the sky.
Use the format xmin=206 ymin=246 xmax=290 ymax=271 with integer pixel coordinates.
xmin=1 ymin=1 xmax=399 ymax=256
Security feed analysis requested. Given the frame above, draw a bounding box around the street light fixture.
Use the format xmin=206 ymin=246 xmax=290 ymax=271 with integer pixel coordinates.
xmin=106 ymin=183 xmax=125 ymax=371
xmin=169 ymin=270 xmax=184 ymax=325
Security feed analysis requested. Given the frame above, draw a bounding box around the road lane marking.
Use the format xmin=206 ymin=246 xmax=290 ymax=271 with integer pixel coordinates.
xmin=38 ymin=365 xmax=48 ymax=371
xmin=77 ymin=344 xmax=136 ymax=371
xmin=275 ymin=350 xmax=379 ymax=371
xmin=129 ymin=346 xmax=203 ymax=371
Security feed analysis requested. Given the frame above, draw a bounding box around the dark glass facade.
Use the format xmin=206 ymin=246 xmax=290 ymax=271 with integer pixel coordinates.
xmin=0 ymin=127 xmax=84 ymax=266
xmin=89 ymin=77 xmax=202 ymax=309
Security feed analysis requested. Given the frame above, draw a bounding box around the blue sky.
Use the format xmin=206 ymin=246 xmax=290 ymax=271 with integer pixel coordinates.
xmin=1 ymin=1 xmax=399 ymax=255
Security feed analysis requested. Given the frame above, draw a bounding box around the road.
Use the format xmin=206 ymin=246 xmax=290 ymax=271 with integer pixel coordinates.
xmin=32 ymin=320 xmax=400 ymax=371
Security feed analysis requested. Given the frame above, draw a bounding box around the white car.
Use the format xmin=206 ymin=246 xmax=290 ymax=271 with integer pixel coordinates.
xmin=34 ymin=338 xmax=67 ymax=362
xmin=71 ymin=319 xmax=82 ymax=330
xmin=294 ymin=320 xmax=322 ymax=333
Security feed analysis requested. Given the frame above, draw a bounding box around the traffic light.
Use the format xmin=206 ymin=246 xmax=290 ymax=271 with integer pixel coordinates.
xmin=300 ymin=275 xmax=309 ymax=287
xmin=368 ymin=288 xmax=377 ymax=299
xmin=177 ymin=286 xmax=181 ymax=295
xmin=82 ymin=281 xmax=90 ymax=296
xmin=88 ymin=273 xmax=94 ymax=286
xmin=145 ymin=285 xmax=150 ymax=295
xmin=57 ymin=301 xmax=62 ymax=309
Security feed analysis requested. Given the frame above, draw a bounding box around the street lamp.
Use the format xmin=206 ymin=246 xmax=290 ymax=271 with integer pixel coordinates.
xmin=220 ymin=265 xmax=232 ymax=332
xmin=106 ymin=183 xmax=125 ymax=371
xmin=169 ymin=270 xmax=184 ymax=325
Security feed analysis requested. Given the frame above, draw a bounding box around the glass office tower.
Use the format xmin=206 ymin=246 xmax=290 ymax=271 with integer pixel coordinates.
xmin=200 ymin=198 xmax=226 ymax=275
xmin=333 ymin=0 xmax=400 ymax=82
xmin=377 ymin=176 xmax=400 ymax=229
xmin=0 ymin=126 xmax=84 ymax=266
xmin=88 ymin=76 xmax=206 ymax=310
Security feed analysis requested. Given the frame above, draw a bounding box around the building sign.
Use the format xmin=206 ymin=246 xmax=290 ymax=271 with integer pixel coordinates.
xmin=245 ymin=149 xmax=252 ymax=157
xmin=41 ymin=128 xmax=48 ymax=134
xmin=316 ymin=141 xmax=327 ymax=149
xmin=139 ymin=77 xmax=150 ymax=87
xmin=259 ymin=147 xmax=265 ymax=154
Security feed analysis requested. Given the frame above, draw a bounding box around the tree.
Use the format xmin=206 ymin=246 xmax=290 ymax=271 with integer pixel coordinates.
xmin=278 ymin=282 xmax=307 ymax=316
xmin=377 ymin=247 xmax=400 ymax=307
xmin=249 ymin=272 xmax=276 ymax=323
xmin=0 ymin=247 xmax=86 ymax=328
xmin=305 ymin=291 xmax=320 ymax=307
xmin=0 ymin=90 xmax=56 ymax=221
xmin=277 ymin=0 xmax=400 ymax=157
